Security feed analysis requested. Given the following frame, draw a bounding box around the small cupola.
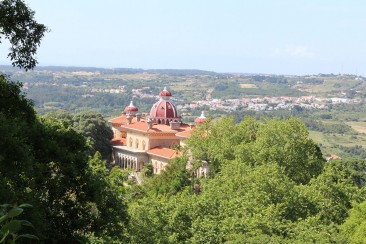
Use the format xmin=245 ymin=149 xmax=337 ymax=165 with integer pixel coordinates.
xmin=159 ymin=87 xmax=172 ymax=100
xmin=194 ymin=111 xmax=208 ymax=124
xmin=124 ymin=101 xmax=138 ymax=116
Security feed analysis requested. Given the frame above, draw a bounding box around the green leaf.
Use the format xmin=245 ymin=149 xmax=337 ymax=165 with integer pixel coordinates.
xmin=0 ymin=204 xmax=10 ymax=209
xmin=0 ymin=215 xmax=7 ymax=224
xmin=18 ymin=204 xmax=32 ymax=209
xmin=0 ymin=229 xmax=10 ymax=243
xmin=15 ymin=234 xmax=39 ymax=241
xmin=1 ymin=220 xmax=21 ymax=234
xmin=20 ymin=220 xmax=34 ymax=228
xmin=7 ymin=208 xmax=23 ymax=218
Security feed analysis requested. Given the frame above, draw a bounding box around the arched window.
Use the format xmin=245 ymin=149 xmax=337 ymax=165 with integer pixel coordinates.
xmin=152 ymin=160 xmax=157 ymax=174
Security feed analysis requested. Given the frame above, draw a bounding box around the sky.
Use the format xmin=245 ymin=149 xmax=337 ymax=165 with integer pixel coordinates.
xmin=1 ymin=0 xmax=366 ymax=75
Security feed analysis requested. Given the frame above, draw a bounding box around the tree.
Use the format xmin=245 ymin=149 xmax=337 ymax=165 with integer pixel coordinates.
xmin=340 ymin=201 xmax=366 ymax=243
xmin=187 ymin=116 xmax=324 ymax=183
xmin=0 ymin=0 xmax=48 ymax=70
xmin=44 ymin=110 xmax=113 ymax=159
xmin=72 ymin=111 xmax=113 ymax=159
xmin=145 ymin=156 xmax=191 ymax=196
xmin=84 ymin=152 xmax=129 ymax=242
xmin=0 ymin=74 xmax=38 ymax=212
xmin=186 ymin=116 xmax=259 ymax=173
xmin=325 ymin=158 xmax=366 ymax=188
xmin=127 ymin=114 xmax=366 ymax=243
xmin=0 ymin=75 xmax=129 ymax=242
xmin=302 ymin=159 xmax=366 ymax=225
xmin=252 ymin=117 xmax=325 ymax=184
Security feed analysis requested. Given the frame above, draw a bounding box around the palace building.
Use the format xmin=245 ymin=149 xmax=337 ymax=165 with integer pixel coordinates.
xmin=109 ymin=87 xmax=207 ymax=175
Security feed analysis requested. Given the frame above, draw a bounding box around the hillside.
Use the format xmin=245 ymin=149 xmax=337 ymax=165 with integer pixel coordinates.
xmin=1 ymin=65 xmax=366 ymax=159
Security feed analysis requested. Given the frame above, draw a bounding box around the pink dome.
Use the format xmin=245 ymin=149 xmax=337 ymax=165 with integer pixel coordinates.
xmin=194 ymin=111 xmax=207 ymax=124
xmin=159 ymin=87 xmax=172 ymax=97
xmin=150 ymin=100 xmax=178 ymax=118
xmin=150 ymin=100 xmax=180 ymax=124
xmin=149 ymin=87 xmax=181 ymax=124
xmin=124 ymin=101 xmax=138 ymax=113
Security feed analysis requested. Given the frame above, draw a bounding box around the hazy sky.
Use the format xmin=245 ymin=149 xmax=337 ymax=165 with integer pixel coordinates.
xmin=1 ymin=0 xmax=366 ymax=75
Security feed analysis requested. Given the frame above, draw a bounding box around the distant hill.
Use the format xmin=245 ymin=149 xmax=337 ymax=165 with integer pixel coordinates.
xmin=0 ymin=65 xmax=216 ymax=76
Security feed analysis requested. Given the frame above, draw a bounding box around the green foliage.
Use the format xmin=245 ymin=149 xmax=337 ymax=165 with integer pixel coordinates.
xmin=212 ymin=79 xmax=303 ymax=98
xmin=0 ymin=0 xmax=48 ymax=70
xmin=141 ymin=163 xmax=153 ymax=177
xmin=27 ymin=84 xmax=132 ymax=116
xmin=128 ymin=115 xmax=366 ymax=243
xmin=0 ymin=74 xmax=35 ymax=122
xmin=128 ymin=156 xmax=364 ymax=243
xmin=334 ymin=145 xmax=366 ymax=159
xmin=82 ymin=152 xmax=129 ymax=241
xmin=302 ymin=163 xmax=365 ymax=225
xmin=304 ymin=118 xmax=354 ymax=134
xmin=188 ymin=116 xmax=324 ymax=184
xmin=145 ymin=157 xmax=191 ymax=196
xmin=287 ymin=216 xmax=339 ymax=243
xmin=0 ymin=204 xmax=38 ymax=243
xmin=251 ymin=75 xmax=289 ymax=84
xmin=187 ymin=162 xmax=294 ymax=243
xmin=0 ymin=75 xmax=129 ymax=242
xmin=44 ymin=110 xmax=113 ymax=159
xmin=340 ymin=201 xmax=366 ymax=243
xmin=187 ymin=116 xmax=259 ymax=172
xmin=253 ymin=117 xmax=325 ymax=184
xmin=128 ymin=189 xmax=194 ymax=243
xmin=326 ymin=158 xmax=366 ymax=188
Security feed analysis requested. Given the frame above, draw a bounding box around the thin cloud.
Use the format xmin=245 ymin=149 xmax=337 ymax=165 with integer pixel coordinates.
xmin=274 ymin=45 xmax=314 ymax=58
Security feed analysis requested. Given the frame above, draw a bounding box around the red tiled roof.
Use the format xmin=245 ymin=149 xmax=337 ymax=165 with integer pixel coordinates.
xmin=327 ymin=154 xmax=341 ymax=159
xmin=111 ymin=138 xmax=126 ymax=146
xmin=108 ymin=114 xmax=146 ymax=124
xmin=176 ymin=127 xmax=195 ymax=138
xmin=120 ymin=121 xmax=192 ymax=134
xmin=146 ymin=147 xmax=178 ymax=159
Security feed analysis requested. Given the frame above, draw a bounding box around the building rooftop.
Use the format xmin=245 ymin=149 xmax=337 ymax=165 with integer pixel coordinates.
xmin=111 ymin=138 xmax=126 ymax=146
xmin=176 ymin=128 xmax=195 ymax=138
xmin=146 ymin=146 xmax=178 ymax=159
xmin=108 ymin=114 xmax=146 ymax=124
xmin=120 ymin=120 xmax=193 ymax=134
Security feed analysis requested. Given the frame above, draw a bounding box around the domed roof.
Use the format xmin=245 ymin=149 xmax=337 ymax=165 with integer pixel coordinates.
xmin=159 ymin=87 xmax=172 ymax=98
xmin=150 ymin=100 xmax=179 ymax=121
xmin=124 ymin=101 xmax=138 ymax=113
xmin=194 ymin=111 xmax=208 ymax=124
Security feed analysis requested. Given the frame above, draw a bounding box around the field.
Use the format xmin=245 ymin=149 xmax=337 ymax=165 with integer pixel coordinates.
xmin=298 ymin=76 xmax=364 ymax=97
xmin=240 ymin=83 xmax=257 ymax=88
xmin=346 ymin=121 xmax=366 ymax=134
